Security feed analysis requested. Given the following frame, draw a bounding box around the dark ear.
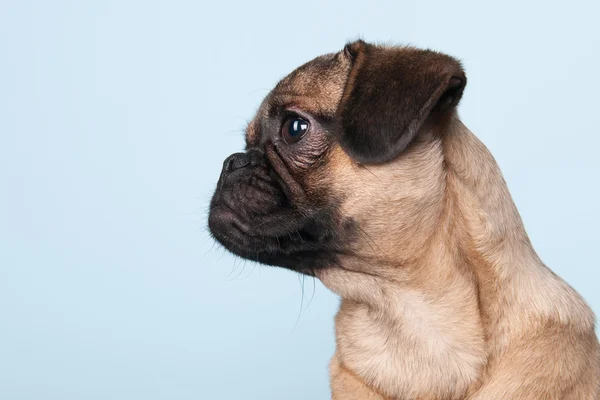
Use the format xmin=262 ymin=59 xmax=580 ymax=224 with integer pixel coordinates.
xmin=336 ymin=40 xmax=467 ymax=164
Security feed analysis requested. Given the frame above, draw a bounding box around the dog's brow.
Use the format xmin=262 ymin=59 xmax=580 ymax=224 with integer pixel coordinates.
xmin=269 ymin=95 xmax=337 ymax=120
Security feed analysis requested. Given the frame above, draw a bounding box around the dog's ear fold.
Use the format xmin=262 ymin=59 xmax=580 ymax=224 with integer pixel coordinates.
xmin=336 ymin=40 xmax=467 ymax=164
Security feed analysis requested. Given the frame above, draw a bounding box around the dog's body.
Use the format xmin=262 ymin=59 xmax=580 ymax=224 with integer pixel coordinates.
xmin=324 ymin=121 xmax=600 ymax=399
xmin=209 ymin=41 xmax=600 ymax=399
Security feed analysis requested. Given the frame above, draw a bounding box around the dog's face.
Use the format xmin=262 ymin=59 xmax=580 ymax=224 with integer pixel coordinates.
xmin=208 ymin=40 xmax=466 ymax=275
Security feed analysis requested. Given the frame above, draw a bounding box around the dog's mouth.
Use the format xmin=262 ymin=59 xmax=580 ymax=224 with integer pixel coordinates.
xmin=208 ymin=203 xmax=340 ymax=273
xmin=208 ymin=148 xmax=345 ymax=272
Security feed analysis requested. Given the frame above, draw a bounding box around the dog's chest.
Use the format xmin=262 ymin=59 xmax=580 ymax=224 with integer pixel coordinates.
xmin=335 ymin=293 xmax=486 ymax=399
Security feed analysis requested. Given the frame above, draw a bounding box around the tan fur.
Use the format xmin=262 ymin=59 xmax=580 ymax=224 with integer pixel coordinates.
xmin=273 ymin=52 xmax=351 ymax=116
xmin=312 ymin=117 xmax=600 ymax=398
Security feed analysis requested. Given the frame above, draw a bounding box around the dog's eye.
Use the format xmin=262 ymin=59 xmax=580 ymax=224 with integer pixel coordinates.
xmin=281 ymin=117 xmax=309 ymax=144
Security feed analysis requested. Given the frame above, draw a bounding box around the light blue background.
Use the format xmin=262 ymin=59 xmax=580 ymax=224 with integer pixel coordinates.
xmin=1 ymin=1 xmax=598 ymax=399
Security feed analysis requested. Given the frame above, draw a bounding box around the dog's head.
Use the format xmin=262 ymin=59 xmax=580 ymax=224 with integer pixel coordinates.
xmin=208 ymin=40 xmax=466 ymax=275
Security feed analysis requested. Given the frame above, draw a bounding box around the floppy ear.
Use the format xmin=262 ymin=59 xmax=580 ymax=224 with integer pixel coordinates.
xmin=336 ymin=40 xmax=467 ymax=164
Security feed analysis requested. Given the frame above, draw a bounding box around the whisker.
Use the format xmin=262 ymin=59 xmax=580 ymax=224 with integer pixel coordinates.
xmin=216 ymin=247 xmax=228 ymax=261
xmin=203 ymin=240 xmax=218 ymax=257
xmin=305 ymin=276 xmax=317 ymax=310
xmin=289 ymin=273 xmax=306 ymax=335
xmin=239 ymin=263 xmax=257 ymax=280
xmin=227 ymin=256 xmax=241 ymax=279
xmin=361 ymin=165 xmax=385 ymax=186
xmin=228 ymin=260 xmax=248 ymax=281
xmin=357 ymin=225 xmax=385 ymax=258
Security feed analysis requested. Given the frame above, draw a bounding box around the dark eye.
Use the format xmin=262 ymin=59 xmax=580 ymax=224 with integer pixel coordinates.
xmin=281 ymin=117 xmax=310 ymax=144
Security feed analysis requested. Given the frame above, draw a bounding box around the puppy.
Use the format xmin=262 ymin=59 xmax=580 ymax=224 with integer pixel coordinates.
xmin=208 ymin=40 xmax=600 ymax=399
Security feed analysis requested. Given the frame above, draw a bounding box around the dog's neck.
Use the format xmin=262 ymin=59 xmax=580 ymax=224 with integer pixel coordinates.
xmin=317 ymin=118 xmax=593 ymax=399
xmin=320 ymin=169 xmax=488 ymax=397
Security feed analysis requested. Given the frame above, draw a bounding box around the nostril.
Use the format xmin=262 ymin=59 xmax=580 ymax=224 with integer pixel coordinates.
xmin=224 ymin=152 xmax=250 ymax=173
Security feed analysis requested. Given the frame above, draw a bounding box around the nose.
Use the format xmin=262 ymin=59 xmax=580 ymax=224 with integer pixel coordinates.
xmin=216 ymin=150 xmax=269 ymax=194
xmin=223 ymin=152 xmax=250 ymax=173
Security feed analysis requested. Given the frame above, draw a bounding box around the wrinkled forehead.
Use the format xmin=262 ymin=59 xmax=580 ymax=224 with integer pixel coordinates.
xmin=246 ymin=52 xmax=351 ymax=146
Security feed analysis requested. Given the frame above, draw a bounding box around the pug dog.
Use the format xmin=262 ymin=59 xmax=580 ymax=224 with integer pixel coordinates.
xmin=208 ymin=40 xmax=600 ymax=399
